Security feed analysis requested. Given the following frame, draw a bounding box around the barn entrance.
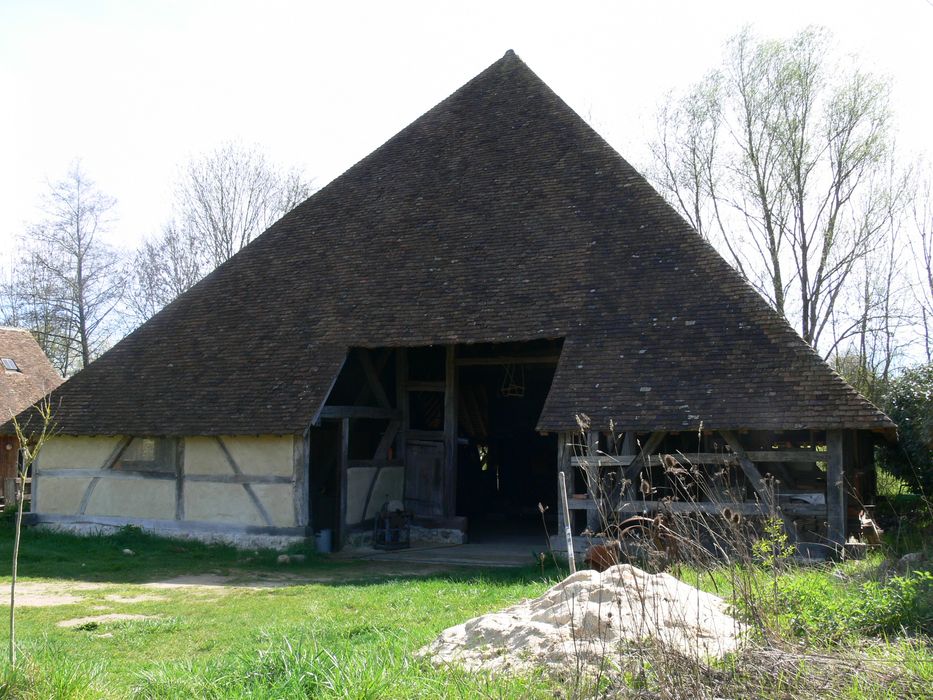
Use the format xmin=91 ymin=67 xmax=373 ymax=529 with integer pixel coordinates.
xmin=455 ymin=349 xmax=559 ymax=544
xmin=312 ymin=340 xmax=562 ymax=550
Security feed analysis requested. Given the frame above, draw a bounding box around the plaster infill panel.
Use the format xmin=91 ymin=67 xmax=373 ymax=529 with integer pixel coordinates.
xmin=35 ymin=476 xmax=93 ymax=514
xmin=251 ymin=484 xmax=297 ymax=527
xmin=346 ymin=467 xmax=377 ymax=525
xmin=364 ymin=466 xmax=404 ymax=520
xmin=185 ymin=482 xmax=265 ymax=526
xmin=85 ymin=478 xmax=175 ymax=520
xmin=183 ymin=436 xmax=294 ymax=477
xmin=37 ymin=436 xmax=125 ymax=470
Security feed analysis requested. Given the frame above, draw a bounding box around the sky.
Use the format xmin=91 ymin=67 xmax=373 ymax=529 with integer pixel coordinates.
xmin=1 ymin=0 xmax=932 ymax=261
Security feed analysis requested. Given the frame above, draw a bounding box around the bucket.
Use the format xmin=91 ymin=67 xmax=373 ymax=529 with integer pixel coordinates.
xmin=315 ymin=529 xmax=332 ymax=554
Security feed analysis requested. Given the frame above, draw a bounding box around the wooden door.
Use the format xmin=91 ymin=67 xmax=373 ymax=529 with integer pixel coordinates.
xmin=404 ymin=441 xmax=445 ymax=517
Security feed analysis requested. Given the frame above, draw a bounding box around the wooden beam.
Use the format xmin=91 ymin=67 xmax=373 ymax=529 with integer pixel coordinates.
xmin=720 ymin=430 xmax=798 ymax=544
xmin=175 ymin=438 xmax=185 ymax=521
xmin=455 ymin=355 xmax=560 ymax=366
xmin=575 ymin=450 xmax=821 ymax=468
xmin=78 ymin=436 xmax=131 ymax=515
xmin=215 ymin=437 xmax=274 ymax=527
xmin=584 ymin=431 xmax=600 ymax=531
xmin=37 ymin=468 xmax=293 ymax=484
xmin=826 ymin=430 xmax=846 ymax=550
xmin=358 ymin=349 xmax=392 ymax=409
xmin=623 ymin=431 xmax=667 ymax=500
xmin=443 ymin=345 xmax=457 ymax=517
xmin=319 ymin=406 xmax=401 ymax=420
xmin=373 ymin=420 xmax=401 ymax=461
xmin=293 ymin=432 xmax=310 ymax=528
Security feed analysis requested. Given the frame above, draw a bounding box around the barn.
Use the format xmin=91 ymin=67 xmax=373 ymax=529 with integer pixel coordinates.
xmin=9 ymin=51 xmax=893 ymax=553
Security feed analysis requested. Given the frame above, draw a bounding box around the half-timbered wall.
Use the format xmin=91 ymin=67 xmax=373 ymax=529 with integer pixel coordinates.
xmin=33 ymin=435 xmax=305 ymax=533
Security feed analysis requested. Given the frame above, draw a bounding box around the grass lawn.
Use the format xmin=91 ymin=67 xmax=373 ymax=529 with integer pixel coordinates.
xmin=0 ymin=518 xmax=929 ymax=698
xmin=0 ymin=523 xmax=558 ymax=698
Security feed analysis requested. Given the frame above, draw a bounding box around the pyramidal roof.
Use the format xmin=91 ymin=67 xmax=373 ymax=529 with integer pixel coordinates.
xmin=20 ymin=51 xmax=891 ymax=436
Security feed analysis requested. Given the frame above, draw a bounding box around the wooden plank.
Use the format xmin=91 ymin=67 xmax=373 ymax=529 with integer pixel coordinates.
xmin=443 ymin=345 xmax=457 ymax=517
xmin=338 ymin=417 xmax=349 ymax=550
xmin=358 ymin=349 xmax=392 ymax=409
xmin=747 ymin=450 xmax=822 ymax=462
xmin=455 ymin=355 xmax=560 ymax=366
xmin=826 ymin=430 xmax=846 ymax=550
xmin=572 ymin=455 xmax=636 ymax=467
xmin=319 ymin=406 xmax=401 ymax=420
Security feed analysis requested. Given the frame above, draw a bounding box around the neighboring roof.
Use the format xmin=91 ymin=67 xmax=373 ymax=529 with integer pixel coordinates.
xmin=10 ymin=51 xmax=892 ymax=436
xmin=0 ymin=327 xmax=62 ymax=422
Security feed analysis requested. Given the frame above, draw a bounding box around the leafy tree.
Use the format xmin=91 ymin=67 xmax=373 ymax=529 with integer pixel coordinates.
xmin=879 ymin=363 xmax=933 ymax=495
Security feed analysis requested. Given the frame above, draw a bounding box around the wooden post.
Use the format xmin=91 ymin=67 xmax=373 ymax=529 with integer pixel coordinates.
xmin=174 ymin=438 xmax=185 ymax=521
xmin=826 ymin=429 xmax=846 ymax=553
xmin=293 ymin=430 xmax=311 ymax=528
xmin=559 ymin=470 xmax=576 ymax=573
xmin=443 ymin=345 xmax=458 ymax=517
xmin=338 ymin=417 xmax=350 ymax=550
xmin=395 ymin=348 xmax=408 ymax=466
xmin=585 ymin=431 xmax=600 ymax=532
xmin=556 ymin=432 xmax=572 ymax=549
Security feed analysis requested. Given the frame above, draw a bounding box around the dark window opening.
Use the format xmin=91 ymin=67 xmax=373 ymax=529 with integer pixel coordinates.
xmin=113 ymin=437 xmax=176 ymax=474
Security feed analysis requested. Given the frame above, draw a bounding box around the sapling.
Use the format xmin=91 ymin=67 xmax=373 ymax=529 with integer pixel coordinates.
xmin=8 ymin=397 xmax=54 ymax=667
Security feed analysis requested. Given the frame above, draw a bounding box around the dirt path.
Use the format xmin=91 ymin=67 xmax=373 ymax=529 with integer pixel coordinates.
xmin=0 ymin=560 xmax=461 ymax=607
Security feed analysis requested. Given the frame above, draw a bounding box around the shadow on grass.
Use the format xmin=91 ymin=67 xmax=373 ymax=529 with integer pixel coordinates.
xmin=0 ymin=513 xmax=560 ymax=589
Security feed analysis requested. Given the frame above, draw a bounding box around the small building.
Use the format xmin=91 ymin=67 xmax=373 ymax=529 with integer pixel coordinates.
xmin=8 ymin=52 xmax=893 ymax=552
xmin=0 ymin=327 xmax=62 ymax=489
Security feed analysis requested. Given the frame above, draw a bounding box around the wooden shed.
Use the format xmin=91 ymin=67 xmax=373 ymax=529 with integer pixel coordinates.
xmin=6 ymin=52 xmax=893 ymax=553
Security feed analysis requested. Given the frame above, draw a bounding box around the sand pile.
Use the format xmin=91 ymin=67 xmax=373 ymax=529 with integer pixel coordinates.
xmin=420 ymin=564 xmax=745 ymax=674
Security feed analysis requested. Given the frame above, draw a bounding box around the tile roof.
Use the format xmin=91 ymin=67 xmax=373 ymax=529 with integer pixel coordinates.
xmin=7 ymin=51 xmax=893 ymax=436
xmin=0 ymin=327 xmax=62 ymax=423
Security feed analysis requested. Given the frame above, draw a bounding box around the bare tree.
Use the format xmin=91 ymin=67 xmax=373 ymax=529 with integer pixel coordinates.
xmin=176 ymin=142 xmax=312 ymax=268
xmin=124 ymin=143 xmax=313 ymax=325
xmin=126 ymin=221 xmax=206 ymax=323
xmin=2 ymin=163 xmax=125 ymax=374
xmin=913 ymin=167 xmax=933 ymax=363
xmin=650 ymin=27 xmax=895 ymax=353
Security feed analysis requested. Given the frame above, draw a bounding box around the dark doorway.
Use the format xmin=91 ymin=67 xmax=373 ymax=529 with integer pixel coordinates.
xmin=456 ymin=349 xmax=559 ymax=543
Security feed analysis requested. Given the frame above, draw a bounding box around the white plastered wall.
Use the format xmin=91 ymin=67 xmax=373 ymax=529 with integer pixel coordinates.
xmin=345 ymin=466 xmax=404 ymax=525
xmin=35 ymin=434 xmax=299 ymax=529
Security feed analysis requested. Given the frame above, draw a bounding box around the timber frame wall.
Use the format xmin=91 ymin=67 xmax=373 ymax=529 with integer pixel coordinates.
xmin=555 ymin=428 xmax=876 ymax=555
xmin=30 ymin=434 xmax=310 ymax=539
